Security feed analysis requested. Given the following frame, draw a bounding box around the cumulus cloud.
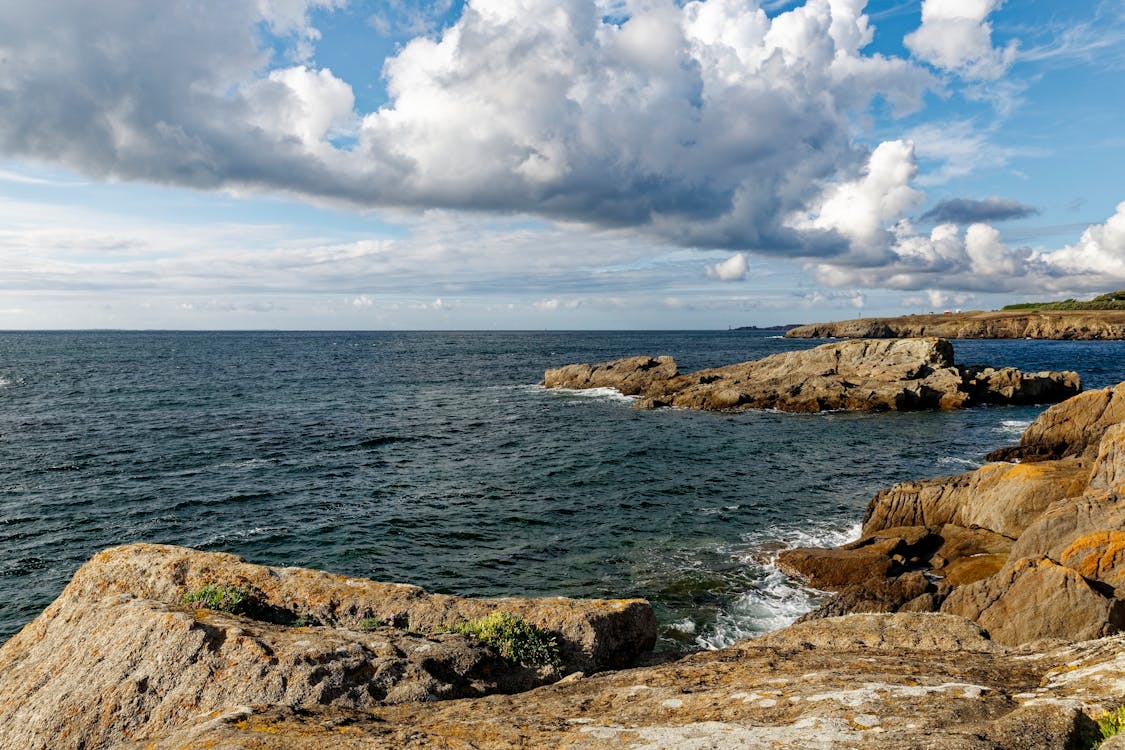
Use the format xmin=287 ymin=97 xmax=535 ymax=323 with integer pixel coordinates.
xmin=1043 ymin=201 xmax=1125 ymax=278
xmin=706 ymin=253 xmax=748 ymax=281
xmin=791 ymin=140 xmax=924 ymax=257
xmin=904 ymin=0 xmax=1017 ymax=80
xmin=811 ymin=202 xmax=1125 ymax=296
xmin=0 ymin=0 xmax=935 ymax=257
xmin=920 ymin=196 xmax=1039 ymax=224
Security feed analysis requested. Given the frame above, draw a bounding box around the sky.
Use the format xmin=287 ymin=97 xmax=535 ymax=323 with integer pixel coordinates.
xmin=1 ymin=0 xmax=1124 ymax=329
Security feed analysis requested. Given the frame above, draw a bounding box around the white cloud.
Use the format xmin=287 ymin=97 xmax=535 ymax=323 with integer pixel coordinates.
xmin=792 ymin=140 xmax=924 ymax=255
xmin=0 ymin=0 xmax=935 ymax=257
xmin=810 ymin=201 xmax=1125 ymax=295
xmin=706 ymin=253 xmax=748 ymax=281
xmin=1043 ymin=201 xmax=1125 ymax=278
xmin=246 ymin=66 xmax=357 ymax=149
xmin=904 ymin=0 xmax=1017 ymax=80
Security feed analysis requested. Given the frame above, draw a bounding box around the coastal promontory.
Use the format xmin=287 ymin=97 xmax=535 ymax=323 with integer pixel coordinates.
xmin=786 ymin=309 xmax=1125 ymax=340
xmin=543 ymin=337 xmax=1080 ymax=412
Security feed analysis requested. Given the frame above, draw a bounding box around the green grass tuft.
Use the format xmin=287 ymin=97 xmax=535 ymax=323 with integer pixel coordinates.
xmin=452 ymin=612 xmax=560 ymax=668
xmin=1096 ymin=705 xmax=1125 ymax=746
xmin=179 ymin=584 xmax=253 ymax=615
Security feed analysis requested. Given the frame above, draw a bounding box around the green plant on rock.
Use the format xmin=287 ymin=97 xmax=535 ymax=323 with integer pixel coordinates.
xmin=452 ymin=612 xmax=560 ymax=668
xmin=356 ymin=617 xmax=383 ymax=631
xmin=179 ymin=584 xmax=252 ymax=615
xmin=1095 ymin=705 xmax=1125 ymax=747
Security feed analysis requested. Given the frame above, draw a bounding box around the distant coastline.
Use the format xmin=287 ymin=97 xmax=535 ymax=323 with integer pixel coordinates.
xmin=785 ymin=309 xmax=1125 ymax=340
xmin=732 ymin=324 xmax=801 ymax=332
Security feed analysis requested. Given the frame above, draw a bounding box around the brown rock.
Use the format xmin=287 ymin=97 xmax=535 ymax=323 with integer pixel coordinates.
xmin=54 ymin=544 xmax=656 ymax=674
xmin=1060 ymin=531 xmax=1125 ymax=591
xmin=795 ymin=571 xmax=937 ymax=621
xmin=776 ymin=528 xmax=940 ymax=591
xmin=941 ymin=556 xmax=1125 ymax=645
xmin=989 ymin=382 xmax=1125 ymax=462
xmin=1008 ymin=491 xmax=1125 ymax=563
xmin=932 ymin=553 xmax=1009 ymax=587
xmin=0 ymin=595 xmax=530 ymax=750
xmin=862 ymin=459 xmax=1089 ymax=539
xmin=541 ymin=355 xmax=678 ymax=395
xmin=133 ymin=612 xmax=1110 ymax=750
xmin=785 ymin=309 xmax=1125 ymax=340
xmin=544 ymin=338 xmax=1079 ymax=414
xmin=1091 ymin=423 xmax=1125 ymax=492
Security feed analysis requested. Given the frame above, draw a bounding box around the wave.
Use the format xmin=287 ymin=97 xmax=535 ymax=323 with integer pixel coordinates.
xmin=539 ymin=385 xmax=637 ymax=404
xmin=995 ymin=418 xmax=1032 ymax=437
xmin=937 ymin=456 xmax=981 ymax=470
xmin=695 ymin=521 xmax=861 ymax=650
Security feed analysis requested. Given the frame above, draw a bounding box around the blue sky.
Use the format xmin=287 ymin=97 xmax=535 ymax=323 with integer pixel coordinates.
xmin=1 ymin=0 xmax=1123 ymax=329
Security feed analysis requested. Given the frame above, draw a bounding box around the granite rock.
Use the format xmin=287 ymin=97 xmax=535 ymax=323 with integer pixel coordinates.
xmin=544 ymin=338 xmax=1080 ymax=414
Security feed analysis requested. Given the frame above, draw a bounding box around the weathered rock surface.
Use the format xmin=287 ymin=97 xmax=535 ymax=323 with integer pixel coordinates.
xmin=56 ymin=544 xmax=656 ymax=674
xmin=786 ymin=379 xmax=1125 ymax=650
xmin=123 ymin=613 xmax=1125 ymax=749
xmin=862 ymin=459 xmax=1089 ymax=538
xmin=541 ymin=355 xmax=678 ymax=395
xmin=0 ymin=545 xmax=657 ymax=750
xmin=544 ymin=338 xmax=1080 ymax=413
xmin=786 ymin=309 xmax=1125 ymax=340
xmin=941 ymin=556 xmax=1125 ymax=645
xmin=988 ymin=381 xmax=1125 ymax=462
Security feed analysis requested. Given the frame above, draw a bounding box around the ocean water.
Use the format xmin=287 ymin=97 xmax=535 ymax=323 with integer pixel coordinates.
xmin=2 ymin=331 xmax=1123 ymax=649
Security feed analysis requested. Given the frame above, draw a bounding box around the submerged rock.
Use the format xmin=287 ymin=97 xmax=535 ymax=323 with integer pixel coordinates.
xmin=543 ymin=338 xmax=1080 ymax=413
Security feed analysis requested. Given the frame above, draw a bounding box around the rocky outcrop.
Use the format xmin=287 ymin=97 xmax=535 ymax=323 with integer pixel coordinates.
xmin=119 ymin=613 xmax=1125 ymax=749
xmin=0 ymin=545 xmax=657 ymax=750
xmin=541 ymin=355 xmax=678 ymax=395
xmin=56 ymin=544 xmax=656 ymax=674
xmin=544 ymin=338 xmax=1080 ymax=413
xmin=987 ymin=381 xmax=1125 ymax=462
xmin=786 ymin=309 xmax=1125 ymax=339
xmin=783 ymin=381 xmax=1125 ymax=650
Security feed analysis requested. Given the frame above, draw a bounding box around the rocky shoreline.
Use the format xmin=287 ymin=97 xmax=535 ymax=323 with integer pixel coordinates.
xmin=786 ymin=309 xmax=1125 ymax=340
xmin=543 ymin=337 xmax=1079 ymax=412
xmin=8 ymin=366 xmax=1125 ymax=747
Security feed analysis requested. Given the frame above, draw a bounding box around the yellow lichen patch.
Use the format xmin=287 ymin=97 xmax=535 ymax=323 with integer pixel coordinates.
xmin=1060 ymin=531 xmax=1125 ymax=582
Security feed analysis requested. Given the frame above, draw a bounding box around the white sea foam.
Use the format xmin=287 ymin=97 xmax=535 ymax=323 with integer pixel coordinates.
xmin=996 ymin=419 xmax=1032 ymax=437
xmin=695 ymin=521 xmax=862 ymax=650
xmin=198 ymin=526 xmax=277 ymax=548
xmin=938 ymin=456 xmax=980 ymax=470
xmin=0 ymin=376 xmax=9 ymax=388
xmin=542 ymin=386 xmax=637 ymax=404
xmin=696 ymin=566 xmax=821 ymax=649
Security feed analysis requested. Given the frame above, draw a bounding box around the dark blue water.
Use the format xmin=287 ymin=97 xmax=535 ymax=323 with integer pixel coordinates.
xmin=2 ymin=331 xmax=1123 ymax=648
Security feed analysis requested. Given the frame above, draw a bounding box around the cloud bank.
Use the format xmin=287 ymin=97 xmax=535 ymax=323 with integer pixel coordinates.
xmin=0 ymin=0 xmax=1121 ymax=306
xmin=0 ymin=0 xmax=935 ymax=258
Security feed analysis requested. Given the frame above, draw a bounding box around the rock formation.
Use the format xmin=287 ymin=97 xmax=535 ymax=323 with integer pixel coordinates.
xmin=784 ymin=381 xmax=1125 ymax=648
xmin=0 ymin=545 xmax=655 ymax=750
xmin=11 ymin=381 xmax=1125 ymax=747
xmin=786 ymin=309 xmax=1125 ymax=339
xmin=544 ymin=338 xmax=1080 ymax=413
xmin=112 ymin=614 xmax=1125 ymax=749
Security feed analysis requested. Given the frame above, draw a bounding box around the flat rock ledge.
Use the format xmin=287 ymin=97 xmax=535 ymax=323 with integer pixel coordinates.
xmin=543 ymin=338 xmax=1079 ymax=412
xmin=0 ymin=544 xmax=656 ymax=750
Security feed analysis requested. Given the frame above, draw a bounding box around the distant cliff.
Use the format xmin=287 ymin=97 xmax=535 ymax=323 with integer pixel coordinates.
xmin=786 ymin=310 xmax=1125 ymax=340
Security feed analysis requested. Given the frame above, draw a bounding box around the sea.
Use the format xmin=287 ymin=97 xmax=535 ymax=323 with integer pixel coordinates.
xmin=2 ymin=331 xmax=1124 ymax=649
